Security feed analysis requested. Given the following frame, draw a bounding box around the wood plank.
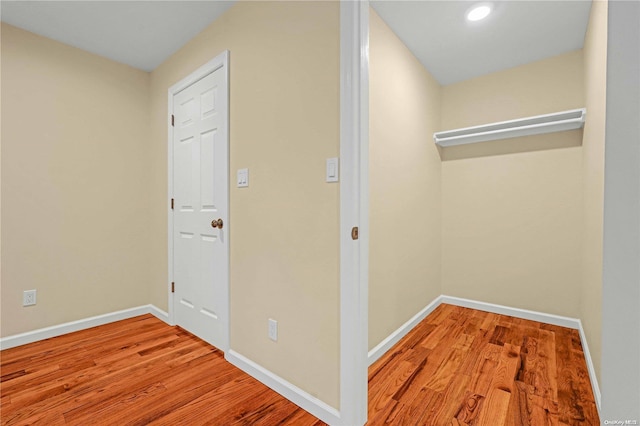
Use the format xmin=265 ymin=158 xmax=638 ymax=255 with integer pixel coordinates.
xmin=422 ymin=348 xmax=467 ymax=392
xmin=466 ymin=344 xmax=501 ymax=397
xmin=388 ymin=336 xmax=460 ymax=406
xmin=479 ymin=312 xmax=502 ymax=332
xmin=489 ymin=325 xmax=509 ymax=346
xmin=454 ymin=391 xmax=486 ymax=424
xmin=505 ymin=381 xmax=531 ymax=426
xmin=424 ymin=303 xmax=454 ymax=326
xmin=3 ymin=409 xmax=68 ymax=426
xmin=505 ymin=380 xmax=560 ymax=426
xmin=533 ymin=329 xmax=558 ymax=401
xmin=555 ymin=329 xmax=597 ymax=425
xmin=369 ymin=360 xmax=417 ymax=419
xmin=279 ymin=407 xmax=330 ymax=426
xmin=367 ymin=398 xmax=400 ymax=425
xmin=412 ymin=390 xmax=445 ymax=425
xmin=489 ymin=343 xmax=522 ymax=393
xmin=476 ymin=388 xmax=511 ymax=425
xmin=458 ymin=329 xmax=498 ymax=376
xmin=384 ymin=386 xmax=440 ymax=425
xmin=424 ymin=373 xmax=471 ymax=424
xmin=421 ymin=318 xmax=462 ymax=350
xmin=147 ymin=375 xmax=265 ymax=425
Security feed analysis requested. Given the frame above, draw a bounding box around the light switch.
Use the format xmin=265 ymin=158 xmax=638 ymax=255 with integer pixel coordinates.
xmin=326 ymin=158 xmax=339 ymax=182
xmin=237 ymin=168 xmax=249 ymax=188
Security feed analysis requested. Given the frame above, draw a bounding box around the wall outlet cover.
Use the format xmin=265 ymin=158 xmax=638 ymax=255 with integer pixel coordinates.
xmin=23 ymin=289 xmax=37 ymax=306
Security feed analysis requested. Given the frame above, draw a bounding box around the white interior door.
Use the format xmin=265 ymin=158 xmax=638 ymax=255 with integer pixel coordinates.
xmin=170 ymin=55 xmax=228 ymax=351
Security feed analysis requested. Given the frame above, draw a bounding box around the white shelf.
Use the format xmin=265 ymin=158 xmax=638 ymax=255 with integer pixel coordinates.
xmin=434 ymin=108 xmax=587 ymax=147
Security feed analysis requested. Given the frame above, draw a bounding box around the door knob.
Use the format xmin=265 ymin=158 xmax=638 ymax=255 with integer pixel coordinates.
xmin=211 ymin=219 xmax=223 ymax=229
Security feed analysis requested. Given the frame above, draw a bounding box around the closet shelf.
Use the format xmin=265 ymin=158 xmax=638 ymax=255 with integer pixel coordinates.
xmin=434 ymin=108 xmax=587 ymax=147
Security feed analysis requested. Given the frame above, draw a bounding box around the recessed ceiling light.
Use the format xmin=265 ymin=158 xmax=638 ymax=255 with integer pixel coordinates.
xmin=466 ymin=4 xmax=492 ymax=22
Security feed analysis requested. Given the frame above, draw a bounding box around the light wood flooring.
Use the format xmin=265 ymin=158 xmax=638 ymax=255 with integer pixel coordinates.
xmin=0 ymin=304 xmax=599 ymax=425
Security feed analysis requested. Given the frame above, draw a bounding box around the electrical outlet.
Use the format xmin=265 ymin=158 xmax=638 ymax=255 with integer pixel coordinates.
xmin=23 ymin=290 xmax=37 ymax=306
xmin=268 ymin=318 xmax=278 ymax=342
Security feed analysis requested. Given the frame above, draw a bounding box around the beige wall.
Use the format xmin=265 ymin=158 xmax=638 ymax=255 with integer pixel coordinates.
xmin=148 ymin=2 xmax=340 ymax=408
xmin=581 ymin=0 xmax=608 ymax=382
xmin=441 ymin=51 xmax=585 ymax=129
xmin=368 ymin=10 xmax=442 ymax=350
xmin=441 ymin=51 xmax=585 ymax=318
xmin=1 ymin=24 xmax=152 ymax=336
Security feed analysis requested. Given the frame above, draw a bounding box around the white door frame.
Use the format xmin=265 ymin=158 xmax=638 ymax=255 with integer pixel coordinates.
xmin=167 ymin=51 xmax=230 ymax=352
xmin=339 ymin=2 xmax=369 ymax=425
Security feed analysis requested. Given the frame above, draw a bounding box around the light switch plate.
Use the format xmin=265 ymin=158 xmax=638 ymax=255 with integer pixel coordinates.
xmin=326 ymin=158 xmax=339 ymax=182
xmin=268 ymin=318 xmax=278 ymax=341
xmin=237 ymin=168 xmax=249 ymax=188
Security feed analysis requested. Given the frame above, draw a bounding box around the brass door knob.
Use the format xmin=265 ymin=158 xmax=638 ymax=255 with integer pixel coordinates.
xmin=211 ymin=219 xmax=223 ymax=229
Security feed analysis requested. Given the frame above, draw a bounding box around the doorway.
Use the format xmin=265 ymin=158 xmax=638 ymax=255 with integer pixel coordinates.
xmin=168 ymin=51 xmax=230 ymax=352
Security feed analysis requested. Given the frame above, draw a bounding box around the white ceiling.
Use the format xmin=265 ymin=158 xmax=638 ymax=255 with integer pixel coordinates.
xmin=1 ymin=1 xmax=591 ymax=82
xmin=0 ymin=1 xmax=235 ymax=72
xmin=372 ymin=1 xmax=593 ymax=85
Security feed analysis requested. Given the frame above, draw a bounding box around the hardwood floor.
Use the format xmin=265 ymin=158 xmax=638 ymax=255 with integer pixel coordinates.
xmin=0 ymin=315 xmax=321 ymax=425
xmin=0 ymin=304 xmax=599 ymax=425
xmin=368 ymin=304 xmax=599 ymax=425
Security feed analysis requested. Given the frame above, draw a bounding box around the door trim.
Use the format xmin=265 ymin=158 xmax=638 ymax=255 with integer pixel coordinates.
xmin=167 ymin=50 xmax=230 ymax=352
xmin=340 ymin=2 xmax=369 ymax=425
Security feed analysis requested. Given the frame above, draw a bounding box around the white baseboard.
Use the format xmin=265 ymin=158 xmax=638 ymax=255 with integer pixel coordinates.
xmin=148 ymin=305 xmax=170 ymax=324
xmin=440 ymin=295 xmax=581 ymax=330
xmin=0 ymin=304 xmax=169 ymax=350
xmin=368 ymin=295 xmax=442 ymax=365
xmin=225 ymin=349 xmax=341 ymax=426
xmin=577 ymin=320 xmax=602 ymax=412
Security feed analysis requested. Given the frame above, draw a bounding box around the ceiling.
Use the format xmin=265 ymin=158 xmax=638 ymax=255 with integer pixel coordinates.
xmin=0 ymin=1 xmax=234 ymax=72
xmin=1 ymin=1 xmax=591 ymax=82
xmin=372 ymin=1 xmax=592 ymax=85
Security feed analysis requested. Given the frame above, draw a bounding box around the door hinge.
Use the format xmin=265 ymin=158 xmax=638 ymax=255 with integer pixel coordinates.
xmin=171 ymin=114 xmax=175 ymax=127
xmin=171 ymin=282 xmax=175 ymax=293
xmin=171 ymin=198 xmax=174 ymax=210
xmin=351 ymin=226 xmax=359 ymax=240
